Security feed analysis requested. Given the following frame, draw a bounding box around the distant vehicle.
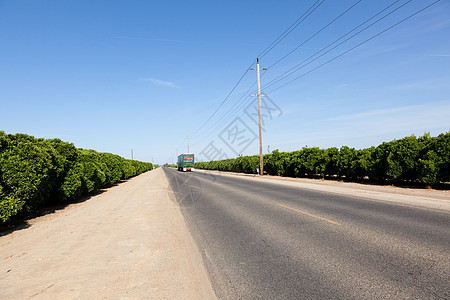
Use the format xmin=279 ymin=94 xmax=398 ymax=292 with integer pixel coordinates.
xmin=177 ymin=153 xmax=194 ymax=171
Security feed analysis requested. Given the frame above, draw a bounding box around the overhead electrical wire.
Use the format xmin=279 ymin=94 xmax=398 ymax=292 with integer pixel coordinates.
xmin=198 ymin=1 xmax=389 ymax=138
xmin=189 ymin=0 xmax=328 ymax=140
xmin=191 ymin=64 xmax=288 ymax=147
xmin=193 ymin=0 xmax=366 ymax=142
xmin=267 ymin=0 xmax=442 ymax=94
xmin=192 ymin=0 xmax=383 ymax=142
xmin=267 ymin=0 xmax=364 ymax=70
xmin=191 ymin=70 xmax=281 ymax=147
xmin=259 ymin=0 xmax=327 ymax=58
xmin=264 ymin=0 xmax=410 ymax=90
xmin=190 ymin=0 xmax=441 ymax=148
xmin=191 ymin=63 xmax=253 ymax=136
xmin=190 ymin=78 xmax=261 ymax=147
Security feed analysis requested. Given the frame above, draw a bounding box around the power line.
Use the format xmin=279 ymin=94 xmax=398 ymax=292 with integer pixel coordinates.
xmin=194 ymin=0 xmax=394 ymax=143
xmin=193 ymin=0 xmax=362 ymax=142
xmin=190 ymin=0 xmax=441 ymax=149
xmin=268 ymin=0 xmax=441 ymax=94
xmin=266 ymin=0 xmax=363 ymax=70
xmin=191 ymin=61 xmax=254 ymax=135
xmin=259 ymin=0 xmax=327 ymax=59
xmin=194 ymin=0 xmax=429 ymax=145
xmin=189 ymin=71 xmax=269 ymax=146
xmin=191 ymin=0 xmax=328 ymax=139
xmin=264 ymin=0 xmax=411 ymax=90
xmin=190 ymin=92 xmax=254 ymax=146
xmin=199 ymin=0 xmax=403 ymax=140
xmin=191 ymin=77 xmax=260 ymax=141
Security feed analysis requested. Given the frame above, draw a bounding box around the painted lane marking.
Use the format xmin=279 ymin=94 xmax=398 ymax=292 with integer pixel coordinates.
xmin=277 ymin=203 xmax=341 ymax=225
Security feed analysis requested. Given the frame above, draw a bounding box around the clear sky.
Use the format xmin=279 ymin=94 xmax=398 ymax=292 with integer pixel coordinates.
xmin=1 ymin=0 xmax=449 ymax=164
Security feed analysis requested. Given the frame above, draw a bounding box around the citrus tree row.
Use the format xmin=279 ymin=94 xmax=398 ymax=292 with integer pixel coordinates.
xmin=0 ymin=131 xmax=153 ymax=223
xmin=195 ymin=132 xmax=449 ymax=187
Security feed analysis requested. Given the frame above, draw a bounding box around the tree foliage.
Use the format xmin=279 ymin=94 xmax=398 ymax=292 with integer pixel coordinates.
xmin=196 ymin=132 xmax=449 ymax=187
xmin=0 ymin=131 xmax=153 ymax=222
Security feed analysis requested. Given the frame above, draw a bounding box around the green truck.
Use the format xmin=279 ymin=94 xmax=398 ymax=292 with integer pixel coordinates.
xmin=177 ymin=153 xmax=194 ymax=171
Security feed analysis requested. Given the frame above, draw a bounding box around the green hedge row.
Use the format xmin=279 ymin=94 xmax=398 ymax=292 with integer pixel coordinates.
xmin=0 ymin=131 xmax=153 ymax=222
xmin=195 ymin=132 xmax=449 ymax=187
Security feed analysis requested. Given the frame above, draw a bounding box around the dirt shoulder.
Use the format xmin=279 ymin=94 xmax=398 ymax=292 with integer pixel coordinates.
xmin=194 ymin=169 xmax=450 ymax=212
xmin=0 ymin=168 xmax=216 ymax=299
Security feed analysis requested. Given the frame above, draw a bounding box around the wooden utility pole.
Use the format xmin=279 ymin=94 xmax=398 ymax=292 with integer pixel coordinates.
xmin=250 ymin=58 xmax=267 ymax=175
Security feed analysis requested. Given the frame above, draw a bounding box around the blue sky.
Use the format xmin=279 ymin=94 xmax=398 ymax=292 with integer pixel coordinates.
xmin=1 ymin=0 xmax=449 ymax=164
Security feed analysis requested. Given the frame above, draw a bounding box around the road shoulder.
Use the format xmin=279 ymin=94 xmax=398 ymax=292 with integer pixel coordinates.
xmin=0 ymin=168 xmax=216 ymax=299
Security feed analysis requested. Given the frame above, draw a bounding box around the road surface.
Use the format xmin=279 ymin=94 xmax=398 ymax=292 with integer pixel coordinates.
xmin=164 ymin=168 xmax=449 ymax=299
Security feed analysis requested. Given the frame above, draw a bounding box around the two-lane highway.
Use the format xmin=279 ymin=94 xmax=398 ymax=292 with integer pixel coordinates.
xmin=163 ymin=168 xmax=449 ymax=299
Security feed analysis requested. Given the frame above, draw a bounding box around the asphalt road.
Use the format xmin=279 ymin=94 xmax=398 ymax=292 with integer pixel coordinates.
xmin=163 ymin=168 xmax=449 ymax=299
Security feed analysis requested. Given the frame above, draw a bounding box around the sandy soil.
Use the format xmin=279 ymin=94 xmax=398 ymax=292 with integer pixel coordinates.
xmin=0 ymin=168 xmax=216 ymax=299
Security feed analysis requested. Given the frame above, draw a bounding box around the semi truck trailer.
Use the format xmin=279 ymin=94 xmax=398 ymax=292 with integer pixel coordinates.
xmin=177 ymin=153 xmax=194 ymax=171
